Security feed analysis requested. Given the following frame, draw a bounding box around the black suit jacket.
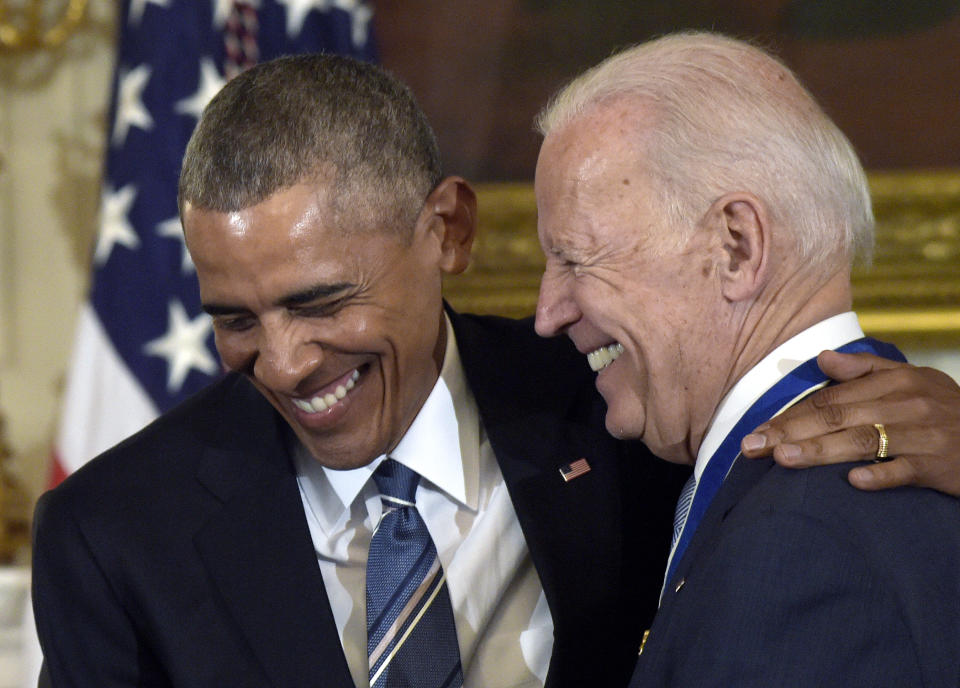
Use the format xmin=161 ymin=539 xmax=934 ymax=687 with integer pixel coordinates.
xmin=631 ymin=453 xmax=960 ymax=687
xmin=33 ymin=310 xmax=688 ymax=687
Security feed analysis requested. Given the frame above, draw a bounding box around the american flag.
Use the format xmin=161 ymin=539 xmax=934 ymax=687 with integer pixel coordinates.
xmin=24 ymin=2 xmax=374 ymax=684
xmin=559 ymin=458 xmax=591 ymax=482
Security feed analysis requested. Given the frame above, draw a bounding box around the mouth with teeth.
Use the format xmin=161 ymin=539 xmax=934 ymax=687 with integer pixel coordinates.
xmin=587 ymin=342 xmax=624 ymax=372
xmin=291 ymin=369 xmax=361 ymax=414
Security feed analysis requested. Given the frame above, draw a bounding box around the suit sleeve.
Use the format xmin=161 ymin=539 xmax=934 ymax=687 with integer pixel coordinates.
xmin=652 ymin=508 xmax=925 ymax=688
xmin=32 ymin=491 xmax=167 ymax=687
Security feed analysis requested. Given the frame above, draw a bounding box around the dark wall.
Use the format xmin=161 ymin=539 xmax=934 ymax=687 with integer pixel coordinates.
xmin=374 ymin=0 xmax=960 ymax=181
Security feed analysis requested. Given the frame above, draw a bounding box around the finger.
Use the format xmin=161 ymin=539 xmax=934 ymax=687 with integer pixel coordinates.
xmin=742 ymin=394 xmax=922 ymax=456
xmin=811 ymin=358 xmax=954 ymax=405
xmin=751 ymin=361 xmax=942 ymax=443
xmin=796 ymin=363 xmax=920 ymax=412
xmin=755 ymin=420 xmax=930 ymax=467
xmin=847 ymin=455 xmax=960 ymax=496
xmin=815 ymin=350 xmax=905 ymax=383
xmin=764 ymin=424 xmax=883 ymax=467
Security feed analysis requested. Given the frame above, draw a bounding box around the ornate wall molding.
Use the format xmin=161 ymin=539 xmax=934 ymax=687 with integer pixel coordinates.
xmin=444 ymin=171 xmax=960 ymax=347
xmin=0 ymin=0 xmax=87 ymax=53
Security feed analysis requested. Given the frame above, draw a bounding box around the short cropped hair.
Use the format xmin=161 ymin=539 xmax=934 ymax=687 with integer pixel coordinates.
xmin=179 ymin=53 xmax=442 ymax=234
xmin=536 ymin=32 xmax=874 ymax=266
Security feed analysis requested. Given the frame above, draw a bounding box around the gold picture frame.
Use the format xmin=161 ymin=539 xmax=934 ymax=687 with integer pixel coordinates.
xmin=444 ymin=171 xmax=960 ymax=348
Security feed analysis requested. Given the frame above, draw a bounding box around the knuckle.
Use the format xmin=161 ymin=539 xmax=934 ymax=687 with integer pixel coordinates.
xmin=851 ymin=426 xmax=878 ymax=455
xmin=816 ymin=402 xmax=846 ymax=429
xmin=809 ymin=437 xmax=825 ymax=457
xmin=887 ymin=367 xmax=915 ymax=389
xmin=810 ymin=386 xmax=841 ymax=409
xmin=763 ymin=425 xmax=787 ymax=443
xmin=902 ymin=395 xmax=935 ymax=418
xmin=917 ymin=365 xmax=949 ymax=386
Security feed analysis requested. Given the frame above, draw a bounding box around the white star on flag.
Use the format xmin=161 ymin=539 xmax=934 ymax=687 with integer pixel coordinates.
xmin=278 ymin=0 xmax=330 ymax=37
xmin=144 ymin=300 xmax=218 ymax=394
xmin=333 ymin=0 xmax=372 ymax=47
xmin=278 ymin=0 xmax=371 ymax=45
xmin=175 ymin=58 xmax=227 ymax=121
xmin=113 ymin=64 xmax=154 ymax=145
xmin=156 ymin=216 xmax=194 ymax=273
xmin=213 ymin=0 xmax=234 ymax=28
xmin=95 ymin=184 xmax=140 ymax=265
xmin=128 ymin=0 xmax=171 ymax=26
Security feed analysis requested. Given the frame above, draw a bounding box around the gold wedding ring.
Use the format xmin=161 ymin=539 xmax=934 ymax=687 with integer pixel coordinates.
xmin=873 ymin=423 xmax=889 ymax=461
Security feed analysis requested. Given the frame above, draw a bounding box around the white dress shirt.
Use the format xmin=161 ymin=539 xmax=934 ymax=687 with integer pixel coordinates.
xmin=695 ymin=311 xmax=865 ymax=481
xmin=294 ymin=315 xmax=553 ymax=688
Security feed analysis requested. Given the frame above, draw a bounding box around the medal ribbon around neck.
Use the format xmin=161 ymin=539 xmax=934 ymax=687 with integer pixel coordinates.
xmin=660 ymin=337 xmax=903 ymax=603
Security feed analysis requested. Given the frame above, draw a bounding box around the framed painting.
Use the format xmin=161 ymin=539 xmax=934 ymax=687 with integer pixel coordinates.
xmin=374 ymin=1 xmax=960 ymax=345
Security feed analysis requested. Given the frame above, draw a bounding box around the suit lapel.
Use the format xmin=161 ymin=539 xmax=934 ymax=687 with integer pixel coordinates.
xmin=191 ymin=380 xmax=353 ymax=688
xmin=449 ymin=309 xmax=634 ymax=680
xmin=665 ymin=457 xmax=773 ymax=599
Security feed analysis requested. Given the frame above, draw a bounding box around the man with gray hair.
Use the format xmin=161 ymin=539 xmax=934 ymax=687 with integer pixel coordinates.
xmin=533 ymin=32 xmax=960 ymax=686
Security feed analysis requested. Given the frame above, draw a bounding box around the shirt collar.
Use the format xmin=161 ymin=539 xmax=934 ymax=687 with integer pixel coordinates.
xmin=694 ymin=312 xmax=864 ymax=482
xmin=295 ymin=313 xmax=480 ymax=533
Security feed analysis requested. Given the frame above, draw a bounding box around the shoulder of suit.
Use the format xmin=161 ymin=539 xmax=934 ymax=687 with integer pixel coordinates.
xmin=750 ymin=460 xmax=960 ymax=542
xmin=46 ymin=373 xmax=274 ymax=507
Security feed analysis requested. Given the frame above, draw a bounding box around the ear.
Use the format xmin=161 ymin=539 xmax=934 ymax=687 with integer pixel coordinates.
xmin=421 ymin=176 xmax=477 ymax=275
xmin=709 ymin=192 xmax=770 ymax=303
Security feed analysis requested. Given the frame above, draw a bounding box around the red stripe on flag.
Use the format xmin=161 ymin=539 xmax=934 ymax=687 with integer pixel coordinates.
xmin=47 ymin=451 xmax=69 ymax=489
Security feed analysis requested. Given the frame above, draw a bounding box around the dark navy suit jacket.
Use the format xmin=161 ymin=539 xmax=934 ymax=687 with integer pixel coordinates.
xmin=33 ymin=310 xmax=687 ymax=688
xmin=630 ymin=364 xmax=960 ymax=686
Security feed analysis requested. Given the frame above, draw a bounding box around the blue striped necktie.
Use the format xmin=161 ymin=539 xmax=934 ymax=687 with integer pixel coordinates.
xmin=671 ymin=474 xmax=697 ymax=551
xmin=366 ymin=459 xmax=463 ymax=688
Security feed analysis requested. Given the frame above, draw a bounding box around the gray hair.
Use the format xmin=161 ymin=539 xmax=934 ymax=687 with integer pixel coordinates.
xmin=536 ymin=31 xmax=873 ymax=266
xmin=179 ymin=53 xmax=442 ymax=235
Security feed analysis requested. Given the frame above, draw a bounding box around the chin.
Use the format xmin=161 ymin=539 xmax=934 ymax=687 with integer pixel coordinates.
xmin=604 ymin=413 xmax=644 ymax=441
xmin=302 ymin=447 xmax=379 ymax=471
xmin=644 ymin=437 xmax=696 ymax=466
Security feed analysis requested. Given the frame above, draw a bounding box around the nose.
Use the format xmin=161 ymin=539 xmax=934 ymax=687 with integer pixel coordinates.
xmin=535 ymin=266 xmax=580 ymax=338
xmin=252 ymin=322 xmax=322 ymax=393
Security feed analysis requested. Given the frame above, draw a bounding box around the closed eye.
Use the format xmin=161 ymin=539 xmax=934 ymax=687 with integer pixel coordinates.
xmin=290 ymin=297 xmax=348 ymax=318
xmin=212 ymin=313 xmax=256 ymax=332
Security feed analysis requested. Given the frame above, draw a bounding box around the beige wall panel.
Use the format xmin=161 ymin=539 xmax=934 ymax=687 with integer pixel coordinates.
xmin=0 ymin=0 xmax=116 ymax=498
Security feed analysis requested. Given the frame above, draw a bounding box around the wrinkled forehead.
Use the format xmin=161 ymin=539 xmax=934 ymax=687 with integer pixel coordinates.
xmin=538 ymin=111 xmax=650 ymax=205
xmin=538 ymin=101 xmax=656 ymax=191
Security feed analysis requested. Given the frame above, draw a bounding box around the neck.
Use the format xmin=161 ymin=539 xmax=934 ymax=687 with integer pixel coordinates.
xmin=681 ymin=264 xmax=852 ymax=463
xmin=728 ymin=264 xmax=852 ymax=396
xmin=731 ymin=262 xmax=852 ymax=393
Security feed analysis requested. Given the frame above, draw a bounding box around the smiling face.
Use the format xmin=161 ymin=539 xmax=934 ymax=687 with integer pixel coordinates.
xmin=533 ymin=105 xmax=732 ymax=464
xmin=183 ymin=182 xmax=456 ymax=469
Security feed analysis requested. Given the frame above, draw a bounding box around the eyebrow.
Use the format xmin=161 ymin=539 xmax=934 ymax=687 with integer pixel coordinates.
xmin=202 ymin=282 xmax=355 ymax=316
xmin=280 ymin=282 xmax=354 ymax=307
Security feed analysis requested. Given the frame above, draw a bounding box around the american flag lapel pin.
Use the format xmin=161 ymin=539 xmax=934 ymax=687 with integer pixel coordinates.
xmin=559 ymin=458 xmax=591 ymax=482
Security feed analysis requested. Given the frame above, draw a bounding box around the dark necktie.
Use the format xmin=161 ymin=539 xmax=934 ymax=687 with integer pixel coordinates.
xmin=366 ymin=459 xmax=463 ymax=688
